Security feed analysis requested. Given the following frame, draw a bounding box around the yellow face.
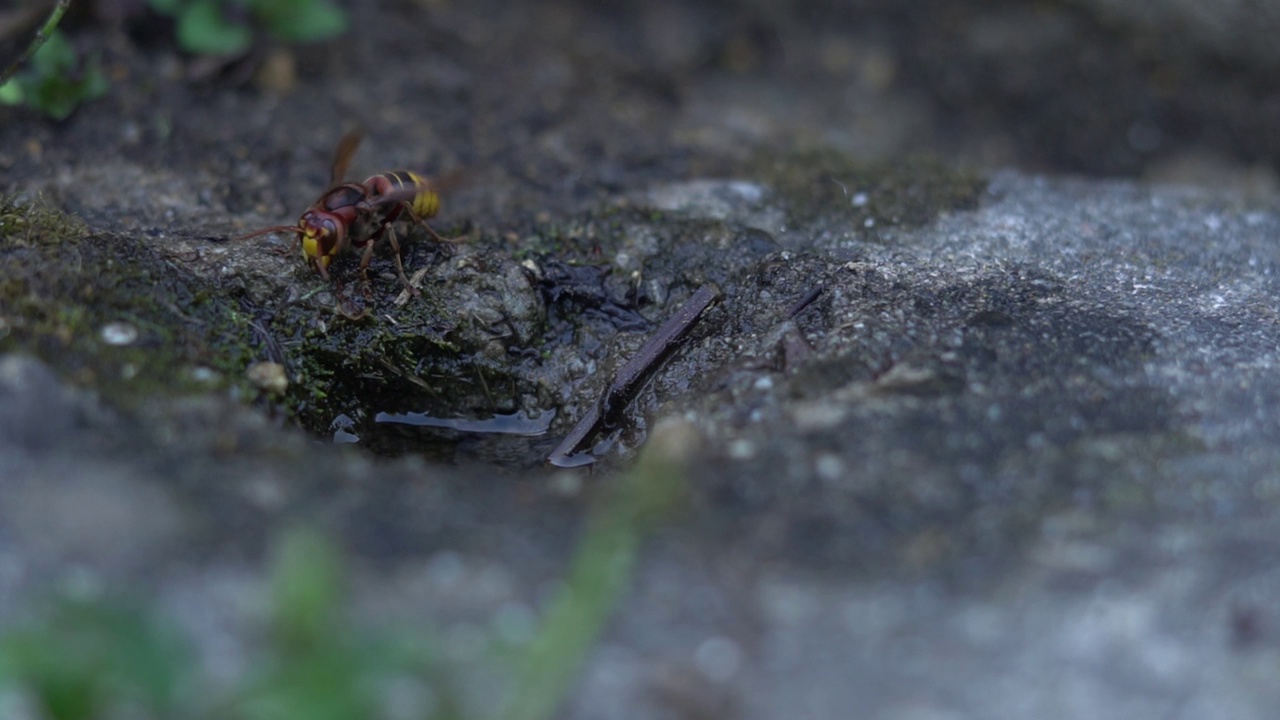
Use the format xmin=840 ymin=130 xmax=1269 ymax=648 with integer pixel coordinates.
xmin=301 ymin=226 xmax=327 ymax=262
xmin=299 ymin=216 xmax=340 ymax=273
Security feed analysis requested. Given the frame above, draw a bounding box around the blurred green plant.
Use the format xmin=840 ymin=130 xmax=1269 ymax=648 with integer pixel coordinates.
xmin=148 ymin=0 xmax=348 ymax=56
xmin=499 ymin=429 xmax=690 ymax=720
xmin=0 ymin=0 xmax=71 ymax=86
xmin=0 ymin=29 xmax=108 ymax=121
xmin=0 ymin=447 xmax=688 ymax=720
xmin=232 ymin=527 xmax=458 ymax=720
xmin=0 ymin=593 xmax=192 ymax=720
xmin=0 ymin=528 xmax=455 ymax=720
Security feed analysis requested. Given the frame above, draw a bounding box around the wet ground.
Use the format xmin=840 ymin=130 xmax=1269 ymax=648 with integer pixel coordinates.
xmin=4 ymin=1 xmax=1280 ymax=719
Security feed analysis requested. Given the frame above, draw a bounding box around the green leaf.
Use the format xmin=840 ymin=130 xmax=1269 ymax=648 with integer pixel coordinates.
xmin=19 ymin=52 xmax=109 ymax=121
xmin=30 ymin=30 xmax=76 ymax=76
xmin=177 ymin=0 xmax=253 ymax=55
xmin=0 ymin=79 xmax=22 ymax=105
xmin=254 ymin=0 xmax=347 ymax=43
xmin=27 ymin=80 xmax=75 ymax=120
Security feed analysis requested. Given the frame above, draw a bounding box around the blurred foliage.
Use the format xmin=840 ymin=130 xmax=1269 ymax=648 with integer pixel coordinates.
xmin=0 ymin=446 xmax=687 ymax=720
xmin=0 ymin=30 xmax=107 ymax=121
xmin=0 ymin=595 xmax=191 ymax=720
xmin=232 ymin=527 xmax=458 ymax=720
xmin=0 ymin=0 xmax=347 ymax=118
xmin=0 ymin=528 xmax=454 ymax=720
xmin=148 ymin=0 xmax=347 ymax=55
xmin=500 ymin=435 xmax=689 ymax=720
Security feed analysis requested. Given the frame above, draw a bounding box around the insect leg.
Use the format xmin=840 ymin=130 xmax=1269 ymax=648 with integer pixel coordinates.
xmin=383 ymin=221 xmax=420 ymax=297
xmin=357 ymin=237 xmax=376 ymax=283
xmin=403 ymin=204 xmax=469 ymax=244
xmin=360 ymin=218 xmax=420 ymax=297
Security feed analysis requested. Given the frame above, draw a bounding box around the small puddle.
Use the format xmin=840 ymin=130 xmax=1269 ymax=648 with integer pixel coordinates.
xmin=341 ymin=408 xmax=560 ymax=467
xmin=374 ymin=409 xmax=556 ymax=436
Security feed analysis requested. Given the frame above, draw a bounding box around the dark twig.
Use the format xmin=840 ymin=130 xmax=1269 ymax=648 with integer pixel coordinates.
xmin=785 ymin=285 xmax=824 ymax=319
xmin=547 ymin=403 xmax=604 ymax=468
xmin=0 ymin=0 xmax=72 ymax=87
xmin=548 ymin=284 xmax=721 ymax=467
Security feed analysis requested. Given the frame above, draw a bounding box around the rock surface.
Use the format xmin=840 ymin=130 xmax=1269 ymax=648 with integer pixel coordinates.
xmin=5 ymin=170 xmax=1280 ymax=718
xmin=3 ymin=1 xmax=1280 ymax=719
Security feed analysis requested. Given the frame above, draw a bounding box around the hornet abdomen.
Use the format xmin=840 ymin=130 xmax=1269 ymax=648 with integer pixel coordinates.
xmin=377 ymin=171 xmax=440 ymax=220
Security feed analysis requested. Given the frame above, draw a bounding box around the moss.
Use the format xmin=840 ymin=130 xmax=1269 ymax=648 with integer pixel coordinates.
xmin=0 ymin=196 xmax=522 ymax=433
xmin=748 ymin=148 xmax=988 ymax=234
xmin=0 ymin=194 xmax=86 ymax=245
xmin=0 ymin=197 xmax=546 ymax=445
xmin=0 ymin=195 xmax=261 ymax=406
xmin=282 ymin=324 xmax=466 ymax=433
xmin=261 ymin=270 xmax=533 ymax=440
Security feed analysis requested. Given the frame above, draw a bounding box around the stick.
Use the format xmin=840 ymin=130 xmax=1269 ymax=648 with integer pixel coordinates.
xmin=548 ymin=283 xmax=720 ymax=467
xmin=0 ymin=0 xmax=73 ymax=88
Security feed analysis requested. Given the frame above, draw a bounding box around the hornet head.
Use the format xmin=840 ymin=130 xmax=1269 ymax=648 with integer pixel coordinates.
xmin=298 ymin=210 xmax=346 ymax=278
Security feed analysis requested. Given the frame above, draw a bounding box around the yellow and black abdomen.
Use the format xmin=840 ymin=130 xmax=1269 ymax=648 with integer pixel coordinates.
xmin=385 ymin=170 xmax=440 ymax=219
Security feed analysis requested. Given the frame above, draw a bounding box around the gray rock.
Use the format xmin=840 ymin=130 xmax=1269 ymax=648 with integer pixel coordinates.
xmin=1075 ymin=0 xmax=1280 ymax=69
xmin=604 ymin=171 xmax=1280 ymax=719
xmin=5 ymin=170 xmax=1280 ymax=719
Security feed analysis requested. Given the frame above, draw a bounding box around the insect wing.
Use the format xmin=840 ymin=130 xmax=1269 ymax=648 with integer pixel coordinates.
xmin=362 ymin=183 xmax=431 ymax=209
xmin=329 ymin=130 xmax=364 ymax=186
xmin=426 ymin=168 xmax=465 ymax=195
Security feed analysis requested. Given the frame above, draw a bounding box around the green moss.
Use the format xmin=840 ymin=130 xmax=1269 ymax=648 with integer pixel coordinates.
xmin=263 ymin=283 xmax=526 ymax=440
xmin=0 ymin=194 xmax=86 ymax=244
xmin=3 ymin=200 xmax=543 ymax=438
xmin=748 ymin=148 xmax=988 ymax=233
xmin=0 ymin=195 xmax=261 ymax=406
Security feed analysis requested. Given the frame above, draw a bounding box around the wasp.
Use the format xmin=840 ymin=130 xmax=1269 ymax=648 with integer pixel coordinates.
xmin=234 ymin=131 xmax=461 ymax=296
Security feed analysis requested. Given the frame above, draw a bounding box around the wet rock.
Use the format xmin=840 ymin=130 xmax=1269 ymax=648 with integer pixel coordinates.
xmin=6 ymin=169 xmax=1280 ymax=718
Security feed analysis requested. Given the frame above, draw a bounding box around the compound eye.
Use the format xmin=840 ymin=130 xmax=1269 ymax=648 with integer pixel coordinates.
xmin=319 ymin=220 xmax=340 ymax=254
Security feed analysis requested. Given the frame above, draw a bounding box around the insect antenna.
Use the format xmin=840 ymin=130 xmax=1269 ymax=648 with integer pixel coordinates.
xmin=231 ymin=225 xmax=305 ymax=242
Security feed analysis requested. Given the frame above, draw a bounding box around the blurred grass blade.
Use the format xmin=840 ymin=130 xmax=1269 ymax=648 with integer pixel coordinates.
xmin=500 ymin=441 xmax=688 ymax=720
